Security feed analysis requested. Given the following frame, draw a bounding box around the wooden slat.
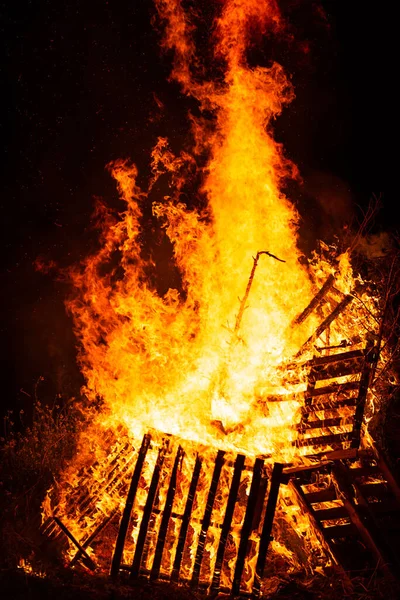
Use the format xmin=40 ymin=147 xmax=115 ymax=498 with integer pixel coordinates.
xmin=150 ymin=446 xmax=184 ymax=581
xmin=211 ymin=454 xmax=246 ymax=591
xmin=301 ymin=397 xmax=357 ymax=415
xmin=191 ymin=450 xmax=225 ymax=587
xmin=308 ymin=381 xmax=360 ymax=397
xmin=323 ymin=523 xmax=357 ymax=538
xmin=303 ymin=487 xmax=338 ymax=504
xmin=295 ymin=431 xmax=353 ymax=449
xmin=313 ymin=506 xmax=348 ymax=521
xmin=111 ymin=434 xmax=151 ymax=578
xmin=253 ymin=463 xmax=283 ymax=598
xmin=359 ymin=482 xmax=388 ymax=499
xmin=283 ymin=461 xmax=332 ymax=477
xmin=171 ymin=454 xmax=202 ymax=582
xmin=130 ymin=439 xmax=169 ymax=579
xmin=361 ymin=499 xmax=400 ymax=515
xmin=297 ymin=416 xmax=354 ymax=431
xmin=292 ymin=274 xmax=335 ymax=326
xmin=232 ymin=458 xmax=266 ymax=596
xmin=347 ymin=465 xmax=380 ymax=478
xmin=310 ymin=349 xmax=365 ymax=367
xmin=310 ymin=360 xmax=363 ymax=381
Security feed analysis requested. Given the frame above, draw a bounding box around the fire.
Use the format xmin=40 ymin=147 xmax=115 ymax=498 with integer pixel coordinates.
xmin=64 ymin=0 xmax=325 ymax=458
xmin=38 ymin=0 xmax=390 ymax=594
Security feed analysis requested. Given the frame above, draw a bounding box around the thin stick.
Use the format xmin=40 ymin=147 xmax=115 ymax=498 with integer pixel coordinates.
xmin=234 ymin=251 xmax=285 ymax=335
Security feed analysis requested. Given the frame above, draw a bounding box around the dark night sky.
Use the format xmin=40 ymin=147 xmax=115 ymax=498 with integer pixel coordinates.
xmin=0 ymin=1 xmax=394 ymax=419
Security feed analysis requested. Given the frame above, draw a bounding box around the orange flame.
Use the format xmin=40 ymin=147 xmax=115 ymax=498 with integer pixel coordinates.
xmin=63 ymin=0 xmax=325 ymax=458
xmin=37 ymin=1 xmax=389 ymax=586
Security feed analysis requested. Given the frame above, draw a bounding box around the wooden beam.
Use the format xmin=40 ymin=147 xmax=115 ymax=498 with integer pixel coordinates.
xmin=351 ymin=340 xmax=375 ymax=449
xmin=171 ymin=454 xmax=202 ymax=582
xmin=110 ymin=434 xmax=151 ymax=579
xmin=292 ymin=274 xmax=335 ymax=326
xmin=150 ymin=446 xmax=184 ymax=581
xmin=295 ymin=431 xmax=353 ymax=449
xmin=191 ymin=450 xmax=225 ymax=587
xmin=296 ymin=294 xmax=355 ymax=357
xmin=71 ymin=509 xmax=117 ymax=568
xmin=232 ymin=458 xmax=266 ymax=596
xmin=53 ymin=516 xmax=96 ymax=571
xmin=253 ymin=463 xmax=283 ymax=597
xmin=307 ymin=380 xmax=360 ymax=398
xmin=211 ymin=454 xmax=246 ymax=592
xmin=130 ymin=438 xmax=170 ymax=579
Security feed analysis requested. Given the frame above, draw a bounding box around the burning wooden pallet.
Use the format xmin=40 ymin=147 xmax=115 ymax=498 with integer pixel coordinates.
xmin=294 ymin=340 xmax=377 ymax=456
xmin=40 ymin=273 xmax=397 ymax=594
xmin=281 ymin=449 xmax=400 ymax=580
xmin=42 ymin=431 xmax=284 ymax=596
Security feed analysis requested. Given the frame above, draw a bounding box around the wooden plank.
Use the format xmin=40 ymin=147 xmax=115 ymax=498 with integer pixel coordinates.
xmin=295 ymin=431 xmax=353 ymax=449
xmin=308 ymin=381 xmax=360 ymax=397
xmin=292 ymin=274 xmax=335 ymax=326
xmin=323 ymin=523 xmax=357 ymax=538
xmin=171 ymin=454 xmax=202 ymax=582
xmin=351 ymin=341 xmax=375 ymax=448
xmin=253 ymin=463 xmax=283 ymax=597
xmin=347 ymin=465 xmax=380 ymax=478
xmin=359 ymin=498 xmax=399 ymax=515
xmin=191 ymin=450 xmax=225 ymax=587
xmin=283 ymin=461 xmax=332 ymax=476
xmin=150 ymin=446 xmax=184 ymax=581
xmin=300 ymin=397 xmax=357 ymax=415
xmin=319 ymin=448 xmax=358 ymax=461
xmin=130 ymin=438 xmax=170 ymax=579
xmin=297 ymin=416 xmax=354 ymax=431
xmin=303 ymin=487 xmax=338 ymax=504
xmin=297 ymin=295 xmax=355 ymax=356
xmin=313 ymin=506 xmax=348 ymax=521
xmin=71 ymin=509 xmax=118 ymax=568
xmin=310 ymin=360 xmax=363 ymax=381
xmin=53 ymin=516 xmax=96 ymax=571
xmin=310 ymin=349 xmax=365 ymax=367
xmin=211 ymin=454 xmax=246 ymax=591
xmin=359 ymin=482 xmax=388 ymax=499
xmin=232 ymin=458 xmax=266 ymax=596
xmin=110 ymin=434 xmax=151 ymax=578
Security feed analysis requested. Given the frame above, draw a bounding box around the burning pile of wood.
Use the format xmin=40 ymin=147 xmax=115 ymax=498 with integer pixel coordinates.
xmin=40 ymin=274 xmax=400 ymax=597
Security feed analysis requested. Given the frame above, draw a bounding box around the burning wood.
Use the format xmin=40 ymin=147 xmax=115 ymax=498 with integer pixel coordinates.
xmin=38 ymin=270 xmax=397 ymax=596
xmin=7 ymin=1 xmax=399 ymax=598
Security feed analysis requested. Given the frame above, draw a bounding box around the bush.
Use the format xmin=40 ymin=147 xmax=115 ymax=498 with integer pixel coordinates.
xmin=0 ymin=396 xmax=84 ymax=569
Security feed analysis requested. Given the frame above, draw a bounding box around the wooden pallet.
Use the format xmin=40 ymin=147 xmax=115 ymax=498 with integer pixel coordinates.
xmin=110 ymin=433 xmax=283 ymax=597
xmin=283 ymin=450 xmax=400 ymax=579
xmin=294 ymin=340 xmax=376 ymax=456
xmin=43 ymin=431 xmax=283 ymax=597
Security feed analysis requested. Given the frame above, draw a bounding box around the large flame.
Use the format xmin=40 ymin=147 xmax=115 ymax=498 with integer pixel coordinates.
xmin=37 ymin=1 xmax=389 ymax=588
xmin=64 ymin=0 xmax=324 ymax=458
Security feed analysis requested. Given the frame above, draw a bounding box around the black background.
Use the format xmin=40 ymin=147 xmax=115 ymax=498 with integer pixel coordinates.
xmin=0 ymin=1 xmax=394 ymax=421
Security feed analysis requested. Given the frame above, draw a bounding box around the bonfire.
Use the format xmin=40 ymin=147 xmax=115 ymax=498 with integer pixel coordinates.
xmin=1 ymin=1 xmax=399 ymax=599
